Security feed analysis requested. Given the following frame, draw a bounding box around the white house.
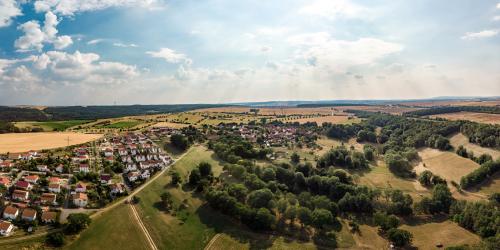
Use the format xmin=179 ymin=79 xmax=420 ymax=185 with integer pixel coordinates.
xmin=48 ymin=183 xmax=61 ymax=193
xmin=125 ymin=163 xmax=137 ymax=172
xmin=0 ymin=220 xmax=14 ymax=236
xmin=73 ymin=193 xmax=88 ymax=207
xmin=75 ymin=182 xmax=87 ymax=193
xmin=2 ymin=206 xmax=19 ymax=220
xmin=140 ymin=170 xmax=151 ymax=179
xmin=127 ymin=171 xmax=140 ymax=182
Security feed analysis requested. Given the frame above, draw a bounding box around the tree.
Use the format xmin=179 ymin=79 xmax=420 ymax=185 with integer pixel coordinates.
xmin=247 ymin=188 xmax=274 ymax=209
xmin=291 ymin=152 xmax=300 ymax=164
xmin=312 ymin=209 xmax=334 ymax=229
xmin=170 ymin=134 xmax=190 ymax=151
xmin=46 ymin=232 xmax=65 ymax=247
xmin=431 ymin=184 xmax=453 ymax=213
xmin=297 ymin=206 xmax=313 ymax=227
xmin=227 ymin=183 xmax=248 ymax=202
xmin=374 ymin=212 xmax=400 ymax=232
xmin=363 ymin=145 xmax=375 ymax=161
xmin=160 ymin=192 xmax=174 ymax=212
xmin=65 ymin=213 xmax=91 ymax=234
xmin=418 ymin=170 xmax=433 ymax=187
xmin=254 ymin=208 xmax=275 ymax=230
xmin=261 ymin=168 xmax=276 ymax=182
xmin=170 ymin=172 xmax=182 ymax=186
xmin=198 ymin=162 xmax=213 ymax=177
xmin=387 ymin=228 xmax=412 ymax=247
xmin=189 ymin=168 xmax=201 ymax=186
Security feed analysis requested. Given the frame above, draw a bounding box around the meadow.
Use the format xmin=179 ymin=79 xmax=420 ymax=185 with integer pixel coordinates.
xmin=15 ymin=120 xmax=92 ymax=131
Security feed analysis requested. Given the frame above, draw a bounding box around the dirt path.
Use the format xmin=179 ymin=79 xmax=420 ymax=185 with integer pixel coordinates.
xmin=204 ymin=233 xmax=221 ymax=250
xmin=130 ymin=203 xmax=158 ymax=250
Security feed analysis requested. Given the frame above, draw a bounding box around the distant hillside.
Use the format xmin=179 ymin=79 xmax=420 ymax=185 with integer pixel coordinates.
xmin=0 ymin=104 xmax=233 ymax=121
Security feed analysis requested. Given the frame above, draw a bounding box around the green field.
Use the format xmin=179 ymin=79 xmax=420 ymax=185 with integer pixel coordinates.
xmin=65 ymin=203 xmax=151 ymax=250
xmin=102 ymin=120 xmax=142 ymax=129
xmin=15 ymin=120 xmax=92 ymax=131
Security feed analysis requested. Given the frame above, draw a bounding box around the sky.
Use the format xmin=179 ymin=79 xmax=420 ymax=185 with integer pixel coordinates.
xmin=0 ymin=0 xmax=499 ymax=105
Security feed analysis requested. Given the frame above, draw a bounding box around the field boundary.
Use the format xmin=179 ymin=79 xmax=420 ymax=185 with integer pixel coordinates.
xmin=130 ymin=203 xmax=158 ymax=250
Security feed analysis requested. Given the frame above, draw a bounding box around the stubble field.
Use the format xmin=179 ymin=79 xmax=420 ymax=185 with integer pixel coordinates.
xmin=0 ymin=132 xmax=102 ymax=153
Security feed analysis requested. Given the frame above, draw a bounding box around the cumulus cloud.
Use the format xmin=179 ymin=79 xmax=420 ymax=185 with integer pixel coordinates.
xmin=146 ymin=48 xmax=192 ymax=65
xmin=299 ymin=0 xmax=366 ymax=19
xmin=0 ymin=0 xmax=22 ymax=28
xmin=30 ymin=50 xmax=138 ymax=83
xmin=15 ymin=11 xmax=73 ymax=52
xmin=461 ymin=30 xmax=499 ymax=40
xmin=34 ymin=0 xmax=165 ymax=16
xmin=289 ymin=33 xmax=403 ymax=70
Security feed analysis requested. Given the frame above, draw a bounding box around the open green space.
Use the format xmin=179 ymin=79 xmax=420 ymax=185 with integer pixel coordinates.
xmin=102 ymin=120 xmax=142 ymax=129
xmin=15 ymin=120 xmax=92 ymax=131
xmin=65 ymin=203 xmax=151 ymax=250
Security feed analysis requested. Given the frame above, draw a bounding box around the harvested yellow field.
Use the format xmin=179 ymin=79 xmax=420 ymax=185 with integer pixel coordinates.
xmin=152 ymin=122 xmax=190 ymax=129
xmin=430 ymin=111 xmax=500 ymax=125
xmin=401 ymin=100 xmax=500 ymax=107
xmin=450 ymin=133 xmax=500 ymax=159
xmin=290 ymin=115 xmax=355 ymax=125
xmin=194 ymin=106 xmax=340 ymax=115
xmin=0 ymin=132 xmax=102 ymax=153
xmin=416 ymin=148 xmax=479 ymax=183
xmin=401 ymin=220 xmax=481 ymax=249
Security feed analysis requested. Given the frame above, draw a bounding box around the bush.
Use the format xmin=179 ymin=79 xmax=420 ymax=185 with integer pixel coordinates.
xmin=46 ymin=232 xmax=65 ymax=247
xmin=387 ymin=228 xmax=412 ymax=247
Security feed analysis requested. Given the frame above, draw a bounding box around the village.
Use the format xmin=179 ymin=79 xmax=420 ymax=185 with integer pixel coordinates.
xmin=0 ymin=131 xmax=173 ymax=237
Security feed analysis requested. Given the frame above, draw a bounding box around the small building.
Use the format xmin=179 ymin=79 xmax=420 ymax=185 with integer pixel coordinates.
xmin=79 ymin=164 xmax=90 ymax=173
xmin=0 ymin=220 xmax=14 ymax=236
xmin=100 ymin=174 xmax=112 ymax=185
xmin=37 ymin=165 xmax=49 ymax=172
xmin=48 ymin=183 xmax=61 ymax=193
xmin=21 ymin=208 xmax=37 ymax=221
xmin=40 ymin=193 xmax=57 ymax=206
xmin=48 ymin=177 xmax=62 ymax=185
xmin=2 ymin=206 xmax=19 ymax=220
xmin=72 ymin=193 xmax=88 ymax=207
xmin=15 ymin=180 xmax=32 ymax=190
xmin=12 ymin=190 xmax=29 ymax=201
xmin=24 ymin=175 xmax=39 ymax=184
xmin=0 ymin=177 xmax=11 ymax=187
xmin=75 ymin=182 xmax=87 ymax=193
xmin=127 ymin=171 xmax=140 ymax=182
xmin=110 ymin=183 xmax=125 ymax=194
xmin=41 ymin=211 xmax=57 ymax=223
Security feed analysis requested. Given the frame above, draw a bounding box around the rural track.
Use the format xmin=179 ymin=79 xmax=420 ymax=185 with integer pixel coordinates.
xmin=129 ymin=203 xmax=159 ymax=250
xmin=204 ymin=233 xmax=221 ymax=250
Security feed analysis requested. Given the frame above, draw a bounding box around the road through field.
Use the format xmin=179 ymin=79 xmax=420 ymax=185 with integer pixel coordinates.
xmin=130 ymin=203 xmax=158 ymax=250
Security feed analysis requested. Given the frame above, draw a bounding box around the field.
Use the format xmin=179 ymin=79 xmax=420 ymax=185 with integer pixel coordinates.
xmin=0 ymin=132 xmax=102 ymax=153
xmin=429 ymin=111 xmax=500 ymax=125
xmin=102 ymin=120 xmax=143 ymax=129
xmin=152 ymin=122 xmax=191 ymax=129
xmin=400 ymin=219 xmax=481 ymax=249
xmin=400 ymin=100 xmax=500 ymax=107
xmin=449 ymin=133 xmax=500 ymax=159
xmin=65 ymin=203 xmax=151 ymax=250
xmin=290 ymin=115 xmax=359 ymax=125
xmin=14 ymin=120 xmax=92 ymax=131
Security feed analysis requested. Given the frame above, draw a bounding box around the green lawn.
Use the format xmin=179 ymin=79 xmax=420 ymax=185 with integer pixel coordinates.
xmin=65 ymin=203 xmax=151 ymax=250
xmin=102 ymin=120 xmax=142 ymax=129
xmin=15 ymin=120 xmax=92 ymax=131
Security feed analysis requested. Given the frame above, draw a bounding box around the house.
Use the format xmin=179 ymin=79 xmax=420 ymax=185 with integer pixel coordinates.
xmin=21 ymin=208 xmax=37 ymax=221
xmin=12 ymin=190 xmax=29 ymax=201
xmin=24 ymin=175 xmax=39 ymax=184
xmin=55 ymin=164 xmax=64 ymax=173
xmin=40 ymin=193 xmax=57 ymax=205
xmin=75 ymin=182 xmax=87 ymax=193
xmin=0 ymin=161 xmax=14 ymax=170
xmin=0 ymin=220 xmax=14 ymax=236
xmin=79 ymin=164 xmax=90 ymax=173
xmin=127 ymin=171 xmax=140 ymax=182
xmin=48 ymin=177 xmax=62 ymax=185
xmin=125 ymin=163 xmax=137 ymax=172
xmin=15 ymin=180 xmax=32 ymax=190
xmin=103 ymin=148 xmax=114 ymax=157
xmin=0 ymin=177 xmax=11 ymax=187
xmin=48 ymin=183 xmax=61 ymax=193
xmin=72 ymin=193 xmax=88 ymax=207
xmin=2 ymin=206 xmax=19 ymax=220
xmin=100 ymin=174 xmax=112 ymax=185
xmin=118 ymin=148 xmax=128 ymax=156
xmin=110 ymin=183 xmax=125 ymax=194
xmin=135 ymin=155 xmax=146 ymax=162
xmin=105 ymin=156 xmax=114 ymax=162
xmin=140 ymin=170 xmax=150 ymax=179
xmin=41 ymin=211 xmax=57 ymax=223
xmin=37 ymin=165 xmax=49 ymax=172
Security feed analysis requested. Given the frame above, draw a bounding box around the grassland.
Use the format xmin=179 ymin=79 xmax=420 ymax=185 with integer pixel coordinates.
xmin=102 ymin=120 xmax=143 ymax=129
xmin=400 ymin=219 xmax=481 ymax=249
xmin=429 ymin=111 xmax=500 ymax=125
xmin=65 ymin=203 xmax=151 ymax=250
xmin=449 ymin=133 xmax=500 ymax=159
xmin=15 ymin=120 xmax=92 ymax=131
xmin=0 ymin=132 xmax=102 ymax=153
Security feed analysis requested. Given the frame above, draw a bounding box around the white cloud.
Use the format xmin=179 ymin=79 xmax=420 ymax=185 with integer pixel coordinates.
xmin=288 ymin=33 xmax=403 ymax=70
xmin=31 ymin=50 xmax=138 ymax=83
xmin=461 ymin=30 xmax=499 ymax=40
xmin=493 ymin=16 xmax=500 ymax=21
xmin=34 ymin=0 xmax=165 ymax=16
xmin=497 ymin=2 xmax=500 ymax=9
xmin=14 ymin=11 xmax=73 ymax=52
xmin=260 ymin=46 xmax=272 ymax=52
xmin=0 ymin=0 xmax=22 ymax=28
xmin=113 ymin=42 xmax=138 ymax=48
xmin=146 ymin=48 xmax=192 ymax=65
xmin=299 ymin=0 xmax=366 ymax=19
xmin=87 ymin=39 xmax=103 ymax=45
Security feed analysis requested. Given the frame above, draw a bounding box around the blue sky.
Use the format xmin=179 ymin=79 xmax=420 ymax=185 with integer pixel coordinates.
xmin=0 ymin=0 xmax=499 ymax=105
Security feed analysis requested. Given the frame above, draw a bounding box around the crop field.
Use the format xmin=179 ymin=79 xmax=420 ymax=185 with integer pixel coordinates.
xmin=400 ymin=100 xmax=500 ymax=107
xmin=152 ymin=122 xmax=191 ymax=128
xmin=400 ymin=220 xmax=481 ymax=249
xmin=0 ymin=132 xmax=102 ymax=153
xmin=429 ymin=111 xmax=500 ymax=125
xmin=102 ymin=120 xmax=143 ymax=129
xmin=286 ymin=115 xmax=359 ymax=125
xmin=14 ymin=120 xmax=92 ymax=131
xmin=65 ymin=203 xmax=151 ymax=250
xmin=449 ymin=133 xmax=500 ymax=159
